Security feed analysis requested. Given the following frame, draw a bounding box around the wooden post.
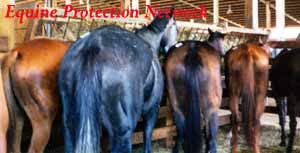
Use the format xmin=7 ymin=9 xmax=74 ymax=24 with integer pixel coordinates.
xmin=145 ymin=0 xmax=151 ymax=18
xmin=132 ymin=0 xmax=139 ymax=10
xmin=213 ymin=0 xmax=219 ymax=25
xmin=276 ymin=0 xmax=285 ymax=40
xmin=52 ymin=0 xmax=57 ymax=8
xmin=245 ymin=0 xmax=258 ymax=29
xmin=265 ymin=0 xmax=271 ymax=29
xmin=23 ymin=19 xmax=39 ymax=41
xmin=121 ymin=0 xmax=130 ymax=9
xmin=0 ymin=0 xmax=15 ymax=49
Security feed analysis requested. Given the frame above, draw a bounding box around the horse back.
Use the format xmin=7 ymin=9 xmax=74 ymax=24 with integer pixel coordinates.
xmin=63 ymin=26 xmax=154 ymax=82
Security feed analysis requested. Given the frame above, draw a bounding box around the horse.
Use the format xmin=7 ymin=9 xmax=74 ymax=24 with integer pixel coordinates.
xmin=165 ymin=28 xmax=225 ymax=153
xmin=224 ymin=43 xmax=269 ymax=153
xmin=270 ymin=48 xmax=300 ymax=153
xmin=0 ymin=38 xmax=71 ymax=153
xmin=57 ymin=10 xmax=177 ymax=153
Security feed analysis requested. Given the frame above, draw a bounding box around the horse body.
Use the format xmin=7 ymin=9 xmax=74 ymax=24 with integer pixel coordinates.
xmin=165 ymin=29 xmax=224 ymax=153
xmin=270 ymin=48 xmax=300 ymax=153
xmin=2 ymin=38 xmax=70 ymax=153
xmin=58 ymin=12 xmax=177 ymax=153
xmin=225 ymin=44 xmax=269 ymax=153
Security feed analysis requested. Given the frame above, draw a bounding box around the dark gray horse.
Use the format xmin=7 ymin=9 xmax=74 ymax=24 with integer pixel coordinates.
xmin=58 ymin=11 xmax=177 ymax=153
xmin=270 ymin=48 xmax=300 ymax=153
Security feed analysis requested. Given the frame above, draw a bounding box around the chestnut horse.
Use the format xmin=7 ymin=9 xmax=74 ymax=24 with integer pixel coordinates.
xmin=225 ymin=44 xmax=269 ymax=153
xmin=165 ymin=29 xmax=225 ymax=153
xmin=1 ymin=38 xmax=71 ymax=153
xmin=270 ymin=48 xmax=300 ymax=153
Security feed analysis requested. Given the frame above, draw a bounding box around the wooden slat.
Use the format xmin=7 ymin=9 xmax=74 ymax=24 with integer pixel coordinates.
xmin=268 ymin=40 xmax=300 ymax=48
xmin=132 ymin=108 xmax=232 ymax=144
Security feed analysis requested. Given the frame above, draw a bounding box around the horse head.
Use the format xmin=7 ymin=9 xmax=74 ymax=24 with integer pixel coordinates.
xmin=160 ymin=7 xmax=178 ymax=55
xmin=136 ymin=7 xmax=178 ymax=55
xmin=207 ymin=28 xmax=226 ymax=56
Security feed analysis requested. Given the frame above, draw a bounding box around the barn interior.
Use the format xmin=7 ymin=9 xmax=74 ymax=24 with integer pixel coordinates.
xmin=0 ymin=0 xmax=300 ymax=153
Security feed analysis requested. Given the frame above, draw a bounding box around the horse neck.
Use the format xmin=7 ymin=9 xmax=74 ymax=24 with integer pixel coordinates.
xmin=136 ymin=30 xmax=163 ymax=55
xmin=206 ymin=40 xmax=222 ymax=56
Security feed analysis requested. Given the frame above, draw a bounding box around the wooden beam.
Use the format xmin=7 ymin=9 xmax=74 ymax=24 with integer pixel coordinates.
xmin=245 ymin=0 xmax=258 ymax=29
xmin=268 ymin=40 xmax=300 ymax=49
xmin=177 ymin=0 xmax=244 ymax=27
xmin=276 ymin=0 xmax=285 ymax=29
xmin=52 ymin=0 xmax=57 ymax=8
xmin=213 ymin=0 xmax=219 ymax=25
xmin=132 ymin=0 xmax=139 ymax=10
xmin=260 ymin=0 xmax=300 ymax=25
xmin=121 ymin=0 xmax=130 ymax=9
xmin=265 ymin=0 xmax=271 ymax=29
xmin=24 ymin=18 xmax=39 ymax=41
xmin=145 ymin=0 xmax=151 ymax=18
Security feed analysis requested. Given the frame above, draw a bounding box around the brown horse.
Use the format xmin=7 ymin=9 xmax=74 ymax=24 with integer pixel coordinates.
xmin=165 ymin=29 xmax=225 ymax=153
xmin=225 ymin=43 xmax=269 ymax=153
xmin=2 ymin=38 xmax=70 ymax=153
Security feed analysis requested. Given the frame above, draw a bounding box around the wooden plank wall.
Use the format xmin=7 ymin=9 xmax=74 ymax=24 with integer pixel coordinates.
xmin=0 ymin=0 xmax=15 ymax=50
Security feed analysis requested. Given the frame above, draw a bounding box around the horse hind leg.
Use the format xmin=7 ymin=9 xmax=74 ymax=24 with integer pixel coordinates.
xmin=142 ymin=66 xmax=164 ymax=153
xmin=204 ymin=110 xmax=219 ymax=153
xmin=103 ymin=81 xmax=139 ymax=153
xmin=172 ymin=112 xmax=185 ymax=153
xmin=275 ymin=97 xmax=287 ymax=146
xmin=1 ymin=52 xmax=25 ymax=153
xmin=11 ymin=77 xmax=57 ymax=153
xmin=253 ymin=94 xmax=266 ymax=153
xmin=6 ymin=100 xmax=24 ymax=153
xmin=229 ymin=95 xmax=240 ymax=153
xmin=287 ymin=95 xmax=297 ymax=153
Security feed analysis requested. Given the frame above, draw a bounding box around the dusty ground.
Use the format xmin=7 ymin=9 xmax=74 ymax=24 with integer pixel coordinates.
xmin=40 ymin=113 xmax=300 ymax=153
xmin=133 ymin=125 xmax=300 ymax=153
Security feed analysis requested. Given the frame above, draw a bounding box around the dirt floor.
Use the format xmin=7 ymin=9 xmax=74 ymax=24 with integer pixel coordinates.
xmin=41 ymin=113 xmax=300 ymax=153
xmin=133 ymin=125 xmax=300 ymax=153
xmin=133 ymin=113 xmax=300 ymax=153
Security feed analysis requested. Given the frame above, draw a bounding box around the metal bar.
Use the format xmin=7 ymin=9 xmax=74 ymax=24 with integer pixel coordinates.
xmin=77 ymin=18 xmax=84 ymax=39
xmin=63 ymin=17 xmax=71 ymax=39
xmin=89 ymin=18 xmax=95 ymax=32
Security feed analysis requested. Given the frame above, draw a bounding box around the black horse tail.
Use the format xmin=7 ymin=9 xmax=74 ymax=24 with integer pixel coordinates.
xmin=183 ymin=42 xmax=203 ymax=153
xmin=59 ymin=44 xmax=102 ymax=153
xmin=1 ymin=51 xmax=25 ymax=152
xmin=240 ymin=50 xmax=255 ymax=146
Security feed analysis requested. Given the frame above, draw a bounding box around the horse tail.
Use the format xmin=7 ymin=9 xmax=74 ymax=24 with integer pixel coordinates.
xmin=1 ymin=51 xmax=24 ymax=152
xmin=183 ymin=42 xmax=203 ymax=153
xmin=240 ymin=50 xmax=255 ymax=146
xmin=59 ymin=44 xmax=102 ymax=153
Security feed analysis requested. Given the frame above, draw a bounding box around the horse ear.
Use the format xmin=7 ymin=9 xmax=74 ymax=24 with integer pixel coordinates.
xmin=208 ymin=28 xmax=213 ymax=35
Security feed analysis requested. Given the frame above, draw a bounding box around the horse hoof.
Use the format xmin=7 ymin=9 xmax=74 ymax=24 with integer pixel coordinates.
xmin=279 ymin=141 xmax=286 ymax=147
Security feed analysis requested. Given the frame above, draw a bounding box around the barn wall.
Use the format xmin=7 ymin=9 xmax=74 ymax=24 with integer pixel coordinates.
xmin=0 ymin=0 xmax=15 ymax=50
